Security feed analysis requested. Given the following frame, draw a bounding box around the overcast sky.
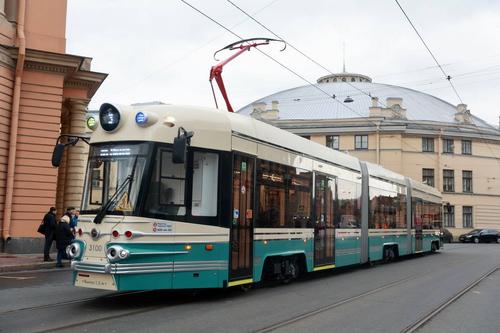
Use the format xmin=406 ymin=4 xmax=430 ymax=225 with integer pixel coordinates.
xmin=67 ymin=0 xmax=500 ymax=125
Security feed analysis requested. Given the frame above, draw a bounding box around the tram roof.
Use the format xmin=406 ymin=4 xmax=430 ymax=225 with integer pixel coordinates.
xmin=90 ymin=103 xmax=442 ymax=198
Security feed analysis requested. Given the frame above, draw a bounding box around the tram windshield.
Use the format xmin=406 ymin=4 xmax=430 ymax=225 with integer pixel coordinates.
xmin=81 ymin=142 xmax=150 ymax=214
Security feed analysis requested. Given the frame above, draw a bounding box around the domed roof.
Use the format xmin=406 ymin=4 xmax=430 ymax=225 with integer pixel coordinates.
xmin=237 ymin=73 xmax=495 ymax=129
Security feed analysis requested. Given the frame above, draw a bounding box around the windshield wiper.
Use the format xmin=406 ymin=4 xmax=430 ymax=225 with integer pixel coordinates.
xmin=94 ymin=156 xmax=139 ymax=224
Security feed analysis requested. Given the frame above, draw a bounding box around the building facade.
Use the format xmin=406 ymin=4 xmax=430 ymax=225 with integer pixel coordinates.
xmin=0 ymin=0 xmax=106 ymax=252
xmin=238 ymin=73 xmax=500 ymax=240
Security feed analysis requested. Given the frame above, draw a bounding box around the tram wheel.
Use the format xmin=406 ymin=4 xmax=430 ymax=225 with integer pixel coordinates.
xmin=431 ymin=242 xmax=437 ymax=253
xmin=383 ymin=246 xmax=395 ymax=263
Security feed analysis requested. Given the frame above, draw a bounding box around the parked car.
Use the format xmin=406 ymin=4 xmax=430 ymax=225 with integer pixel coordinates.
xmin=458 ymin=229 xmax=500 ymax=243
xmin=440 ymin=228 xmax=453 ymax=243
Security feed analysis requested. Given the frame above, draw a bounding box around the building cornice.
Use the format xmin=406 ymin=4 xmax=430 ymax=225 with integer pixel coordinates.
xmin=6 ymin=47 xmax=107 ymax=98
xmin=274 ymin=118 xmax=500 ymax=142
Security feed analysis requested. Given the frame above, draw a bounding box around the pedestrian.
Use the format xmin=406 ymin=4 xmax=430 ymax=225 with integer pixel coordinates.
xmin=42 ymin=207 xmax=57 ymax=262
xmin=65 ymin=206 xmax=78 ymax=237
xmin=54 ymin=215 xmax=73 ymax=268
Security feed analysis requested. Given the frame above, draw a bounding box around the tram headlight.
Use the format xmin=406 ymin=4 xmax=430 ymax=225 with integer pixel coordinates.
xmin=118 ymin=249 xmax=130 ymax=260
xmin=66 ymin=243 xmax=81 ymax=259
xmin=99 ymin=103 xmax=121 ymax=132
xmin=106 ymin=245 xmax=129 ymax=262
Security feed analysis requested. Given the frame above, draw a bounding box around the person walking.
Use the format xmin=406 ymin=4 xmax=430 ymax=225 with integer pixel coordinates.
xmin=54 ymin=215 xmax=73 ymax=268
xmin=42 ymin=207 xmax=57 ymax=262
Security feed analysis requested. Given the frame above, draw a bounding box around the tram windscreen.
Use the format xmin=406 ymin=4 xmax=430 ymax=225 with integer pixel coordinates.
xmin=81 ymin=143 xmax=150 ymax=214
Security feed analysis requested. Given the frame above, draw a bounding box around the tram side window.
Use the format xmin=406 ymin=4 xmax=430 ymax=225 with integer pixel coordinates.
xmin=257 ymin=161 xmax=286 ymax=228
xmin=288 ymin=168 xmax=312 ymax=228
xmin=421 ymin=201 xmax=441 ymax=229
xmin=336 ymin=178 xmax=361 ymax=228
xmin=396 ymin=192 xmax=407 ymax=229
xmin=145 ymin=149 xmax=186 ymax=216
xmin=412 ymin=199 xmax=422 ymax=228
xmin=369 ymin=186 xmax=398 ymax=229
xmin=191 ymin=152 xmax=218 ymax=217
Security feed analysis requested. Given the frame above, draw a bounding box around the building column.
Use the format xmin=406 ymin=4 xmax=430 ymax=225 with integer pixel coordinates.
xmin=63 ymin=98 xmax=89 ymax=210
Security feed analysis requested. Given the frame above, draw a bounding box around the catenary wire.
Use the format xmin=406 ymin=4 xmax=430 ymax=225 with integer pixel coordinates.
xmin=180 ymin=0 xmax=360 ymax=116
xmin=180 ymin=0 xmax=450 ymax=166
xmin=182 ymin=0 xmax=499 ymax=171
xmin=226 ymin=0 xmax=392 ymax=109
xmin=394 ymin=0 xmax=463 ymax=104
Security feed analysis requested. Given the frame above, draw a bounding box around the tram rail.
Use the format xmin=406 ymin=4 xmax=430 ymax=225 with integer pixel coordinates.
xmin=254 ymin=262 xmax=500 ymax=333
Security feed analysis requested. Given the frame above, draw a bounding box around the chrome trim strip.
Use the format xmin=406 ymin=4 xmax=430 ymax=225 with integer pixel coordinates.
xmin=131 ymin=232 xmax=229 ymax=237
xmin=73 ymin=260 xmax=228 ymax=275
xmin=129 ymin=251 xmax=189 ymax=256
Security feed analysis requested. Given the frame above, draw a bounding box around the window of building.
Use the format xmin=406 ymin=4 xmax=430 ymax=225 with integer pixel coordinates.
xmin=461 ymin=140 xmax=472 ymax=155
xmin=355 ymin=135 xmax=368 ymax=150
xmin=463 ymin=206 xmax=473 ymax=228
xmin=443 ymin=138 xmax=454 ymax=153
xmin=443 ymin=205 xmax=455 ymax=227
xmin=462 ymin=170 xmax=473 ymax=193
xmin=422 ymin=168 xmax=435 ymax=187
xmin=443 ymin=169 xmax=454 ymax=192
xmin=351 ymin=77 xmax=355 ymax=82
xmin=326 ymin=135 xmax=339 ymax=150
xmin=422 ymin=137 xmax=434 ymax=152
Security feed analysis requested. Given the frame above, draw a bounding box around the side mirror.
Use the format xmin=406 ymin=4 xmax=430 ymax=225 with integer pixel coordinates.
xmin=172 ymin=127 xmax=194 ymax=164
xmin=52 ymin=143 xmax=66 ymax=167
xmin=172 ymin=136 xmax=187 ymax=164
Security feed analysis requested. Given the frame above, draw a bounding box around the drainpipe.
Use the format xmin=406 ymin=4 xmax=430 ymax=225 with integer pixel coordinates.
xmin=376 ymin=122 xmax=381 ymax=164
xmin=2 ymin=0 xmax=26 ymax=244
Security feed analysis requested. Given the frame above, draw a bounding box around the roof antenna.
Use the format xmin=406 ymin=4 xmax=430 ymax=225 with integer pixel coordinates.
xmin=342 ymin=41 xmax=346 ymax=73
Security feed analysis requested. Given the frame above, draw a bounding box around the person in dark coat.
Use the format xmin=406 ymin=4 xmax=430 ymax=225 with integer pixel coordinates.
xmin=42 ymin=207 xmax=57 ymax=262
xmin=55 ymin=215 xmax=73 ymax=268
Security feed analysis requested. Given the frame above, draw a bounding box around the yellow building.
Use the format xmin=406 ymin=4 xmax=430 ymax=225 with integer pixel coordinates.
xmin=238 ymin=73 xmax=500 ymax=240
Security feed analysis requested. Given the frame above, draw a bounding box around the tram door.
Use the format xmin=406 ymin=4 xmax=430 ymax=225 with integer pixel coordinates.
xmin=414 ymin=199 xmax=423 ymax=252
xmin=229 ymin=155 xmax=254 ymax=282
xmin=314 ymin=174 xmax=335 ymax=267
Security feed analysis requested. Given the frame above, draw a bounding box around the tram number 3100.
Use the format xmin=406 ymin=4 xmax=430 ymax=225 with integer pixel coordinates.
xmin=87 ymin=244 xmax=103 ymax=254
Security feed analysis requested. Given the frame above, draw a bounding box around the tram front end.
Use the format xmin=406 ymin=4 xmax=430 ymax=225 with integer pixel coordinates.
xmin=55 ymin=103 xmax=233 ymax=291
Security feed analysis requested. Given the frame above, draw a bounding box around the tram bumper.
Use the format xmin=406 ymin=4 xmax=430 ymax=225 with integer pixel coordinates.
xmin=71 ymin=242 xmax=229 ymax=291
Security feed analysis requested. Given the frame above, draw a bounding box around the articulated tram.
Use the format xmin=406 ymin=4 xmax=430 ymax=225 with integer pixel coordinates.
xmin=59 ymin=103 xmax=442 ymax=291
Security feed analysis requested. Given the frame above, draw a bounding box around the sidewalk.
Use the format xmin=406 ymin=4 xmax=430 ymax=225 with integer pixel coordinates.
xmin=0 ymin=253 xmax=69 ymax=273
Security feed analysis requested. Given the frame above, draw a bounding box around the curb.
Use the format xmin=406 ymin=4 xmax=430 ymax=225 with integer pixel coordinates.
xmin=0 ymin=262 xmax=70 ymax=274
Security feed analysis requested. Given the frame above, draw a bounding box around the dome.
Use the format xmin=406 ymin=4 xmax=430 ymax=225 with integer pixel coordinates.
xmin=237 ymin=73 xmax=495 ymax=129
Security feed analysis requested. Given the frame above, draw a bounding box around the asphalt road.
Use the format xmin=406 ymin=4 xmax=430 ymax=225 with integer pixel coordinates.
xmin=1 ymin=243 xmax=499 ymax=333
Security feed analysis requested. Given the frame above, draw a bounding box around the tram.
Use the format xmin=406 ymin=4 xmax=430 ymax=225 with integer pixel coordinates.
xmin=55 ymin=102 xmax=442 ymax=291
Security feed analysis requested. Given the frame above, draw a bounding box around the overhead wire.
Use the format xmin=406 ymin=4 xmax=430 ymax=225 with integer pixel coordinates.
xmin=394 ymin=0 xmax=464 ymax=104
xmin=182 ymin=0 xmax=500 ymax=172
xmin=226 ymin=0 xmax=390 ymax=109
xmin=181 ymin=0 xmax=442 ymax=166
xmin=105 ymin=0 xmax=280 ymax=99
xmin=180 ymin=0 xmax=360 ymax=117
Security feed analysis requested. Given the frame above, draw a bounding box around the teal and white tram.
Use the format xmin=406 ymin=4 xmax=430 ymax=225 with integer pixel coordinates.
xmin=57 ymin=103 xmax=442 ymax=291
